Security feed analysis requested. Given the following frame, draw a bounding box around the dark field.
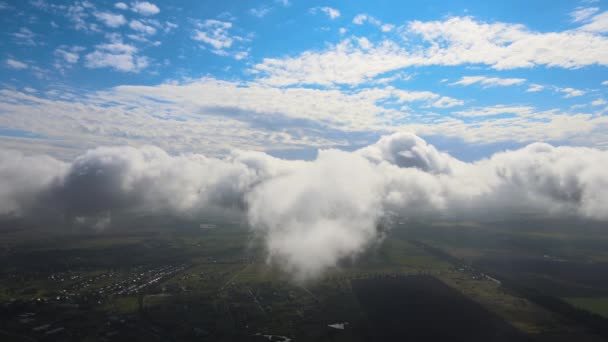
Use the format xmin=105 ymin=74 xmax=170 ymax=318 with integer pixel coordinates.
xmin=352 ymin=276 xmax=524 ymax=342
xmin=1 ymin=217 xmax=608 ymax=341
xmin=475 ymin=258 xmax=608 ymax=297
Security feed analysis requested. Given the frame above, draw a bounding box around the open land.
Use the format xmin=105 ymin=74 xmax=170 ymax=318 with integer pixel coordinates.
xmin=1 ymin=216 xmax=607 ymax=341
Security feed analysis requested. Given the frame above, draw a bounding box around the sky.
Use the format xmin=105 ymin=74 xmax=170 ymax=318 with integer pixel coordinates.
xmin=1 ymin=0 xmax=607 ymax=160
xmin=2 ymin=0 xmax=608 ymax=280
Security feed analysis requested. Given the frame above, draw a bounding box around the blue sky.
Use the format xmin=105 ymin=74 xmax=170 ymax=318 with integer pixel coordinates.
xmin=1 ymin=0 xmax=607 ymax=160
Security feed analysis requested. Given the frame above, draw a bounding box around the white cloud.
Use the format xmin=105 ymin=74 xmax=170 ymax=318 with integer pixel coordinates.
xmin=254 ymin=16 xmax=608 ymax=87
xmin=12 ymin=27 xmax=37 ymax=46
xmin=84 ymin=42 xmax=148 ymax=72
xmin=408 ymin=16 xmax=608 ymax=69
xmin=250 ymin=6 xmax=271 ymax=18
xmin=129 ymin=19 xmax=156 ymax=35
xmin=380 ymin=24 xmax=395 ymax=32
xmin=164 ymin=21 xmax=178 ymax=32
xmin=233 ymin=51 xmax=249 ymax=60
xmin=253 ymin=38 xmax=414 ymax=86
xmin=5 ymin=58 xmax=28 ymax=70
xmin=452 ymin=105 xmax=534 ymax=117
xmin=432 ymin=97 xmax=464 ymax=108
xmin=558 ymin=87 xmax=585 ymax=98
xmin=193 ymin=19 xmax=235 ymax=50
xmin=275 ymin=0 xmax=290 ymax=6
xmin=579 ymin=10 xmax=608 ymax=32
xmin=352 ymin=13 xmax=394 ymax=31
xmin=115 ymin=2 xmax=128 ymax=10
xmin=131 ymin=1 xmax=159 ymax=16
xmin=353 ymin=14 xmax=367 ymax=25
xmin=570 ymin=7 xmax=599 ymax=23
xmin=0 ymin=79 xmax=467 ymax=159
xmin=526 ymin=84 xmax=545 ymax=92
xmin=450 ymin=75 xmax=526 ymax=87
xmin=1 ymin=133 xmax=608 ymax=281
xmin=357 ymin=37 xmax=372 ymax=49
xmin=2 ymin=77 xmax=606 ymax=162
xmin=93 ymin=11 xmax=126 ymax=28
xmin=66 ymin=2 xmax=94 ymax=31
xmin=591 ymin=98 xmax=606 ymax=106
xmin=311 ymin=6 xmax=341 ymax=19
xmin=54 ymin=46 xmax=85 ymax=70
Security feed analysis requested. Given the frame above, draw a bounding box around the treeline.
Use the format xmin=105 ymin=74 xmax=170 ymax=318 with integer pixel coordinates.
xmin=408 ymin=239 xmax=464 ymax=265
xmin=411 ymin=239 xmax=608 ymax=339
xmin=497 ymin=276 xmax=608 ymax=339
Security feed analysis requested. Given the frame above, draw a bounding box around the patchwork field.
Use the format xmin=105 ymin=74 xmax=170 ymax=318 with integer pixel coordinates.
xmin=1 ymin=217 xmax=608 ymax=341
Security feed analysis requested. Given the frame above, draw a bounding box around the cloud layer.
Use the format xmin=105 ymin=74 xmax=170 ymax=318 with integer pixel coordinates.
xmin=1 ymin=133 xmax=608 ymax=281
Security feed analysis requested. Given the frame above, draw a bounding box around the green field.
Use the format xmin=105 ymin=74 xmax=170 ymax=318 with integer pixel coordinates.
xmin=1 ymin=217 xmax=608 ymax=341
xmin=565 ymin=297 xmax=608 ymax=318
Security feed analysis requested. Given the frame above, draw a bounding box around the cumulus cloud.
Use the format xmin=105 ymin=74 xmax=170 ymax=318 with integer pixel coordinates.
xmin=357 ymin=133 xmax=459 ymax=173
xmin=0 ymin=79 xmax=605 ymax=158
xmin=254 ymin=16 xmax=608 ymax=87
xmin=0 ymin=150 xmax=66 ymax=216
xmin=93 ymin=11 xmax=127 ymax=28
xmin=527 ymin=84 xmax=545 ymax=92
xmin=54 ymin=47 xmax=81 ymax=64
xmin=84 ymin=42 xmax=149 ymax=72
xmin=193 ymin=19 xmax=240 ymax=53
xmin=2 ymin=133 xmax=608 ymax=281
xmin=248 ymin=150 xmax=383 ymax=281
xmin=131 ymin=1 xmax=159 ymax=16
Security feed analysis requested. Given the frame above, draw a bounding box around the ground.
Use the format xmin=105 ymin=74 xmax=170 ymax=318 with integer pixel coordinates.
xmin=1 ymin=215 xmax=607 ymax=341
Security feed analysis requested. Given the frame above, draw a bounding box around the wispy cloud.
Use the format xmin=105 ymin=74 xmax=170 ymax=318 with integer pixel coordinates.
xmin=450 ymin=76 xmax=526 ymax=87
xmin=93 ymin=11 xmax=126 ymax=28
xmin=250 ymin=6 xmax=271 ymax=18
xmin=12 ymin=27 xmax=38 ymax=46
xmin=5 ymin=58 xmax=28 ymax=70
xmin=353 ymin=13 xmax=394 ymax=32
xmin=557 ymin=87 xmax=585 ymax=98
xmin=452 ymin=105 xmax=533 ymax=117
xmin=311 ymin=6 xmax=341 ymax=19
xmin=570 ymin=7 xmax=599 ymax=23
xmin=129 ymin=20 xmax=157 ymax=35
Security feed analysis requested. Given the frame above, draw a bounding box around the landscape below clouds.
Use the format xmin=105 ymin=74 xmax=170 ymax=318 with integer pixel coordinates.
xmin=2 ymin=132 xmax=606 ymax=280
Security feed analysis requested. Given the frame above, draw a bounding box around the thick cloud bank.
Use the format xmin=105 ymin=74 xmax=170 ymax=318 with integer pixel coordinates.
xmin=1 ymin=133 xmax=607 ymax=280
